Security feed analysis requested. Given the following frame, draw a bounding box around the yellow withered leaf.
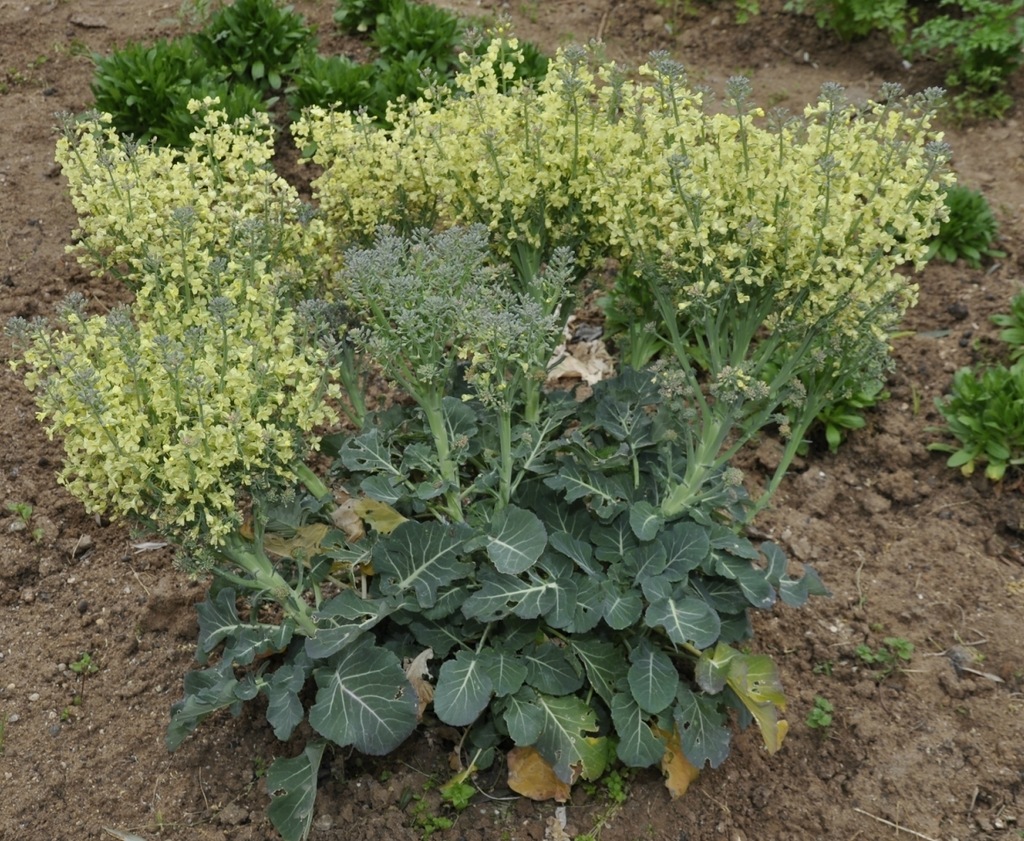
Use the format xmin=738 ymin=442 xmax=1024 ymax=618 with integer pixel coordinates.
xmin=506 ymin=747 xmax=572 ymax=803
xmin=655 ymin=726 xmax=700 ymax=798
xmin=263 ymin=523 xmax=331 ymax=560
xmin=352 ymin=497 xmax=407 ymax=534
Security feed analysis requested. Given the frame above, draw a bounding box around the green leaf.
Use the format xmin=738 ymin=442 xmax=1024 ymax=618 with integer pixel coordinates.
xmin=373 ymin=521 xmax=472 ymax=608
xmin=266 ymin=740 xmax=326 ymax=841
xmin=694 ymin=643 xmax=731 ymax=695
xmin=533 ymin=693 xmax=601 ymax=783
xmin=627 ymin=640 xmax=679 ymax=714
xmin=479 ymin=648 xmax=528 ymax=697
xmin=306 ymin=591 xmax=395 ymax=659
xmin=196 ymin=588 xmax=242 ymax=658
xmin=503 ymin=688 xmax=544 ymax=744
xmin=629 ymin=501 xmax=665 ymax=541
xmin=435 ymin=650 xmax=494 ymax=726
xmin=624 ymin=541 xmax=669 ymax=584
xmin=462 ymin=568 xmax=560 ymax=622
xmin=167 ymin=662 xmax=240 ymax=750
xmin=549 ymin=529 xmax=598 ymax=574
xmin=340 ymin=428 xmax=402 ymax=476
xmin=487 ymin=505 xmax=548 ymax=574
xmin=265 ymin=659 xmax=310 ymax=741
xmin=524 ymin=642 xmax=584 ymax=696
xmin=659 ymin=520 xmax=711 ymax=574
xmin=308 ymin=635 xmax=417 ymax=755
xmin=712 ymin=553 xmax=776 ymax=609
xmin=591 ymin=514 xmax=638 ymax=563
xmin=611 ymin=691 xmax=665 ymax=767
xmin=673 ymin=683 xmax=731 ymax=769
xmin=645 ymin=594 xmax=721 ymax=649
xmin=601 ymin=579 xmax=644 ymax=630
xmin=569 ymin=638 xmax=626 ymax=704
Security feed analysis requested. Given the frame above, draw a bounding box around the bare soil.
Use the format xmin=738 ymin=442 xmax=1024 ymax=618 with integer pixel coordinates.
xmin=1 ymin=1 xmax=1022 ymax=840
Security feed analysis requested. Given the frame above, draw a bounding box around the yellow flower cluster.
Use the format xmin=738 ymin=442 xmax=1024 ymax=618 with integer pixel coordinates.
xmin=15 ymin=105 xmax=341 ymax=543
xmin=57 ymin=101 xmax=331 ymax=299
xmin=295 ymin=43 xmax=950 ymax=332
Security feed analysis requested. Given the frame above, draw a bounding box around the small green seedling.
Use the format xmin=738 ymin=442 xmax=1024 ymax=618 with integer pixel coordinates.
xmin=926 ymin=184 xmax=1005 ymax=269
xmin=70 ymin=652 xmax=100 ymax=705
xmin=805 ymin=696 xmax=834 ymax=730
xmin=5 ymin=501 xmax=43 ymax=541
xmin=855 ymin=636 xmax=913 ymax=681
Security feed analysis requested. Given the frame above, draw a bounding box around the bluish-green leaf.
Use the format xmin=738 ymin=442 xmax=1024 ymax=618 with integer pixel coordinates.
xmin=503 ymin=688 xmax=544 ymax=745
xmin=694 ymin=643 xmax=732 ymax=695
xmin=265 ymin=660 xmax=310 ymax=741
xmin=779 ymin=564 xmax=830 ymax=607
xmin=533 ymin=692 xmax=600 ymax=782
xmin=373 ymin=521 xmax=472 ymax=608
xmin=591 ymin=515 xmax=638 ymax=564
xmin=167 ymin=662 xmax=239 ymax=750
xmin=434 ymin=650 xmax=494 ymax=726
xmin=712 ymin=553 xmax=776 ymax=609
xmin=196 ymin=588 xmax=242 ymax=658
xmin=601 ymin=579 xmax=644 ymax=630
xmin=340 ymin=428 xmax=402 ymax=476
xmin=306 ymin=591 xmax=394 ymax=660
xmin=462 ymin=568 xmax=557 ymax=622
xmin=674 ymin=683 xmax=731 ymax=769
xmin=629 ymin=501 xmax=665 ymax=541
xmin=549 ymin=529 xmax=598 ymax=574
xmin=659 ymin=521 xmax=710 ymax=575
xmin=524 ymin=642 xmax=583 ymax=696
xmin=645 ymin=594 xmax=721 ymax=649
xmin=266 ymin=740 xmax=326 ymax=841
xmin=611 ymin=691 xmax=665 ymax=768
xmin=570 ymin=638 xmax=627 ymax=705
xmin=624 ymin=541 xmax=669 ymax=584
xmin=567 ymin=574 xmax=604 ymax=633
xmin=627 ymin=640 xmax=679 ymax=714
xmin=487 ymin=505 xmax=547 ymax=574
xmin=479 ymin=649 xmax=528 ymax=697
xmin=308 ymin=635 xmax=417 ymax=755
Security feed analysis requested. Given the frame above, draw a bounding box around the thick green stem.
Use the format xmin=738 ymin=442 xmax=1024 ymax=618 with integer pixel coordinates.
xmin=293 ymin=461 xmax=330 ymax=501
xmin=218 ymin=533 xmax=318 ymax=637
xmin=497 ymin=408 xmax=514 ymax=508
xmin=423 ymin=394 xmax=464 ymax=521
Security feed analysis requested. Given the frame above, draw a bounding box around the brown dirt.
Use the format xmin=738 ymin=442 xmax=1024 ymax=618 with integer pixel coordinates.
xmin=1 ymin=1 xmax=1023 ymax=840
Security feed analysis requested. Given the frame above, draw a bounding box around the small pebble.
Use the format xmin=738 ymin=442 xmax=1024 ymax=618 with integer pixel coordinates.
xmin=8 ymin=714 xmax=20 ymax=723
xmin=28 ymin=693 xmax=39 ymax=702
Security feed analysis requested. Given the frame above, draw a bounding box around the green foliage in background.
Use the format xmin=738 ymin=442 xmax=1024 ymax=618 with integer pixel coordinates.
xmin=926 ymin=184 xmax=1004 ymax=268
xmin=932 ymin=286 xmax=1024 ymax=481
xmin=787 ymin=0 xmax=1024 ymax=116
xmin=193 ymin=0 xmax=315 ymax=93
xmin=90 ymin=36 xmax=267 ymax=147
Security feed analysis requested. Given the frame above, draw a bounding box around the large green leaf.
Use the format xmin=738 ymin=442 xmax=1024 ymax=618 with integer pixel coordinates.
xmin=523 ymin=642 xmax=584 ymax=696
xmin=533 ymin=692 xmax=601 ymax=782
xmin=645 ymin=593 xmax=721 ymax=649
xmin=340 ymin=427 xmax=403 ymax=476
xmin=659 ymin=520 xmax=711 ymax=575
xmin=778 ymin=564 xmax=830 ymax=607
xmin=591 ymin=515 xmax=638 ymax=564
xmin=723 ymin=649 xmax=789 ymax=754
xmin=166 ymin=662 xmax=240 ymax=750
xmin=198 ymin=587 xmax=291 ymax=667
xmin=503 ymin=688 xmax=544 ymax=745
xmin=266 ymin=740 xmax=326 ymax=841
xmin=673 ymin=683 xmax=731 ymax=769
xmin=628 ymin=501 xmax=665 ymax=541
xmin=567 ymin=575 xmax=604 ymax=633
xmin=265 ymin=659 xmax=311 ymax=741
xmin=308 ymin=635 xmax=417 ymax=755
xmin=478 ymin=648 xmax=528 ymax=697
xmin=372 ymin=520 xmax=472 ymax=608
xmin=611 ymin=691 xmax=665 ymax=767
xmin=624 ymin=541 xmax=669 ymax=585
xmin=462 ymin=567 xmax=562 ymax=622
xmin=712 ymin=552 xmax=776 ymax=609
xmin=544 ymin=462 xmax=630 ymax=518
xmin=306 ymin=590 xmax=394 ymax=660
xmin=627 ymin=640 xmax=679 ymax=714
xmin=570 ymin=638 xmax=627 ymax=704
xmin=487 ymin=505 xmax=548 ymax=574
xmin=601 ymin=579 xmax=644 ymax=630
xmin=434 ymin=650 xmax=494 ymax=726
xmin=549 ymin=529 xmax=598 ymax=575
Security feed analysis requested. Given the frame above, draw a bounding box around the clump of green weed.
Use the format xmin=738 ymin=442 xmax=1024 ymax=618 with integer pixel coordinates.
xmin=926 ymin=185 xmax=1004 ymax=269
